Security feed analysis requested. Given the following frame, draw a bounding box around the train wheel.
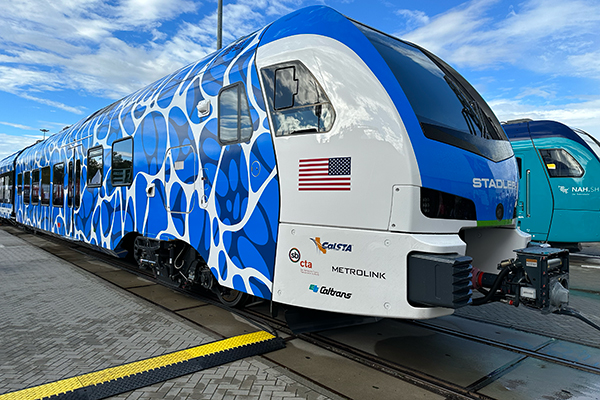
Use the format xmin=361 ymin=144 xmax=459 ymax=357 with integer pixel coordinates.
xmin=217 ymin=288 xmax=249 ymax=308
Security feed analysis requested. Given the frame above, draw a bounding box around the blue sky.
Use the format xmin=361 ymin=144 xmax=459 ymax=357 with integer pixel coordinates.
xmin=1 ymin=0 xmax=599 ymax=160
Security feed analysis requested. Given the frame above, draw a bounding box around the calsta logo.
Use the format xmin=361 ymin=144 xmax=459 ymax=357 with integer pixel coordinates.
xmin=310 ymin=237 xmax=352 ymax=254
xmin=309 ymin=284 xmax=319 ymax=293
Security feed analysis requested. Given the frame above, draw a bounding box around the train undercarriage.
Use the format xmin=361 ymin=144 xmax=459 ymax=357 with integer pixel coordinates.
xmin=131 ymin=234 xmax=571 ymax=317
xmin=132 ymin=236 xmax=249 ymax=307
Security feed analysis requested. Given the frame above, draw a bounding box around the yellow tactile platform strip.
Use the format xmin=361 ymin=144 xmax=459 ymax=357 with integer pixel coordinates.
xmin=0 ymin=331 xmax=279 ymax=400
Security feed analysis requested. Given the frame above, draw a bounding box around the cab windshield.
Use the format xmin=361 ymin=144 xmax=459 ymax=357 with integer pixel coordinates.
xmin=355 ymin=22 xmax=513 ymax=162
xmin=573 ymin=128 xmax=600 ymax=162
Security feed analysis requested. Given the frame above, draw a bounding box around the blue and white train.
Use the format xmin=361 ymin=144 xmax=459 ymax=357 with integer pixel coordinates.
xmin=0 ymin=6 xmax=570 ymax=319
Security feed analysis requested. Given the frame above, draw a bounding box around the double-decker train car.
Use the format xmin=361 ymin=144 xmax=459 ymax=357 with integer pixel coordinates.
xmin=504 ymin=120 xmax=600 ymax=247
xmin=1 ymin=6 xmax=570 ymax=320
xmin=0 ymin=153 xmax=18 ymax=220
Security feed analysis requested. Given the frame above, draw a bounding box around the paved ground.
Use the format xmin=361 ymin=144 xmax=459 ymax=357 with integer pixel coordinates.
xmin=3 ymin=223 xmax=600 ymax=399
xmin=456 ymin=250 xmax=600 ymax=349
xmin=0 ymin=228 xmax=342 ymax=400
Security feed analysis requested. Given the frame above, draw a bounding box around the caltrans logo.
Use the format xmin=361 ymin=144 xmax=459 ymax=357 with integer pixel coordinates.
xmin=308 ymin=283 xmax=352 ymax=299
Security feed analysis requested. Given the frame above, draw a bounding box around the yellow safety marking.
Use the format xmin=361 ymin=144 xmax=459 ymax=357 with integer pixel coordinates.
xmin=0 ymin=331 xmax=276 ymax=400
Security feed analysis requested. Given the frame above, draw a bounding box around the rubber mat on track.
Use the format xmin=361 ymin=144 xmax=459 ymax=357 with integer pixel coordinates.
xmin=0 ymin=331 xmax=284 ymax=400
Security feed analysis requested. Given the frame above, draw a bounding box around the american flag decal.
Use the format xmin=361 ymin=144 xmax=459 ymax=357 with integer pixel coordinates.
xmin=298 ymin=157 xmax=351 ymax=191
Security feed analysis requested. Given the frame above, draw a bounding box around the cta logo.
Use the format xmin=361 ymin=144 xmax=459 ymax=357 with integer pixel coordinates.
xmin=310 ymin=237 xmax=353 ymax=254
xmin=473 ymin=178 xmax=517 ymax=190
xmin=308 ymin=284 xmax=352 ymax=299
xmin=291 ymin=248 xmax=319 ymax=275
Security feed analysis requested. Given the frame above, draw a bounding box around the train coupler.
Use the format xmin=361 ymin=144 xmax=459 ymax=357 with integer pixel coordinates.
xmin=472 ymin=246 xmax=569 ymax=313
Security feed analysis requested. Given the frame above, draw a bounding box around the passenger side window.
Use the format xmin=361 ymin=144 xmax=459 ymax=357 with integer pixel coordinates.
xmin=31 ymin=169 xmax=40 ymax=205
xmin=41 ymin=166 xmax=51 ymax=205
xmin=0 ymin=176 xmax=4 ymax=203
xmin=53 ymin=163 xmax=64 ymax=207
xmin=17 ymin=173 xmax=22 ymax=195
xmin=7 ymin=173 xmax=13 ymax=203
xmin=218 ymin=83 xmax=253 ymax=145
xmin=75 ymin=160 xmax=81 ymax=208
xmin=87 ymin=146 xmax=104 ymax=187
xmin=24 ymin=172 xmax=30 ymax=204
xmin=261 ymin=61 xmax=335 ymax=136
xmin=539 ymin=149 xmax=583 ymax=178
xmin=112 ymin=138 xmax=133 ymax=186
xmin=516 ymin=157 xmax=522 ymax=179
xmin=68 ymin=161 xmax=73 ymax=207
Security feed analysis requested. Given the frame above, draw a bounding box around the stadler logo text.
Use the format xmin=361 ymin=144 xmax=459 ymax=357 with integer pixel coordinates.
xmin=473 ymin=178 xmax=517 ymax=190
xmin=310 ymin=237 xmax=352 ymax=254
xmin=309 ymin=284 xmax=352 ymax=299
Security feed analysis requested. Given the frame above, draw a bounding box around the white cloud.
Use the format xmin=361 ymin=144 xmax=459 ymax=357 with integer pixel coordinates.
xmin=0 ymin=121 xmax=35 ymax=130
xmin=0 ymin=0 xmax=300 ymax=113
xmin=0 ymin=133 xmax=44 ymax=161
xmin=400 ymin=0 xmax=600 ymax=78
xmin=490 ymin=97 xmax=600 ymax=138
xmin=395 ymin=9 xmax=430 ymax=33
xmin=515 ymin=86 xmax=556 ymax=100
xmin=568 ymin=51 xmax=600 ymax=79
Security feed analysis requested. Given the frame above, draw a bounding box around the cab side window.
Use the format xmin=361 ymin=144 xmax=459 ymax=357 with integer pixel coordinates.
xmin=539 ymin=149 xmax=583 ymax=178
xmin=261 ymin=61 xmax=335 ymax=136
xmin=218 ymin=83 xmax=253 ymax=145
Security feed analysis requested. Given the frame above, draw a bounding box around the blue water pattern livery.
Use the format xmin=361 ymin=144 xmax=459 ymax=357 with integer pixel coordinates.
xmin=13 ymin=28 xmax=280 ymax=299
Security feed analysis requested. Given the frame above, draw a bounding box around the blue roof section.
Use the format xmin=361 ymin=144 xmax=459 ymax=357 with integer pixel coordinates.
xmin=260 ymin=6 xmax=367 ymax=47
xmin=503 ymin=121 xmax=531 ymax=141
xmin=505 ymin=120 xmax=592 ymax=151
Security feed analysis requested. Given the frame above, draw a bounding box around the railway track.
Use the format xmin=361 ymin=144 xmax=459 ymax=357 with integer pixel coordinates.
xmin=6 ymin=224 xmax=600 ymax=400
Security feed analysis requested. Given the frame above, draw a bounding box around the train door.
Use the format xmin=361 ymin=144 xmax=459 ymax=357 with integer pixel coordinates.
xmin=66 ymin=148 xmax=82 ymax=238
xmin=163 ymin=144 xmax=199 ymax=214
xmin=512 ymin=140 xmax=554 ymax=241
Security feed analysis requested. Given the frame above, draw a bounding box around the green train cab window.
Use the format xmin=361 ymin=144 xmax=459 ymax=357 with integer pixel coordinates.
xmin=539 ymin=149 xmax=583 ymax=178
xmin=261 ymin=61 xmax=335 ymax=136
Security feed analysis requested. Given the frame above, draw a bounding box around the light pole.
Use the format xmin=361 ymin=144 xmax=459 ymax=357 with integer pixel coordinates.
xmin=217 ymin=0 xmax=223 ymax=50
xmin=40 ymin=128 xmax=49 ymax=140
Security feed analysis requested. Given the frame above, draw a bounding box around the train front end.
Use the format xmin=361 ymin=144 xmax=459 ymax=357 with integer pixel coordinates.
xmin=257 ymin=6 xmax=567 ymax=319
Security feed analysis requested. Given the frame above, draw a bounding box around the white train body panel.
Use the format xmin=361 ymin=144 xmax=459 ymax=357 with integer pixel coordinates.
xmin=257 ymin=34 xmax=421 ymax=231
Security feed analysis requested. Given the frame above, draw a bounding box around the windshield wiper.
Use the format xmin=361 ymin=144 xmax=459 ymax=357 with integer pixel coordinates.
xmin=444 ymin=76 xmax=491 ymax=139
